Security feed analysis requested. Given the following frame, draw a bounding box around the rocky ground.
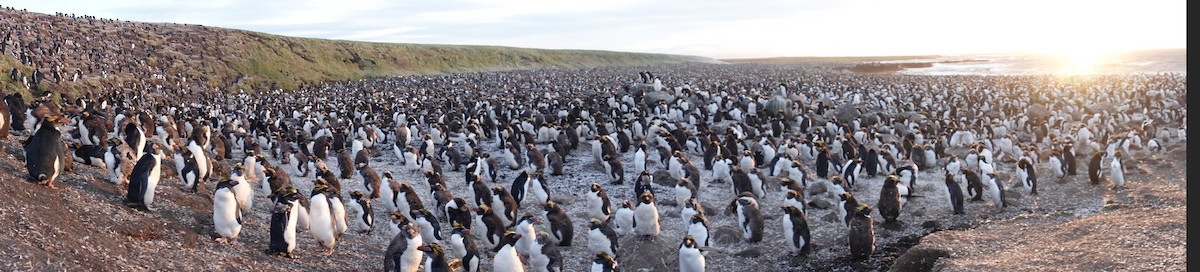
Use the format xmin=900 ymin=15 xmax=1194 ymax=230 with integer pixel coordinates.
xmin=0 ymin=129 xmax=1187 ymax=272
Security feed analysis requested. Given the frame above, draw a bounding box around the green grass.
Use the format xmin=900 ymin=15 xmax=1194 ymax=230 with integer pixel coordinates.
xmin=208 ymin=30 xmax=710 ymax=91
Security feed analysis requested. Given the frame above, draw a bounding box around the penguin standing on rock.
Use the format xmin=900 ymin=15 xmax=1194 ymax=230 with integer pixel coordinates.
xmin=125 ymin=143 xmax=164 ymax=211
xmin=633 ymin=191 xmax=660 ymax=240
xmin=212 ymin=177 xmax=243 ymax=244
xmin=782 ymin=205 xmax=811 ymax=256
xmin=679 ymin=235 xmax=706 ymax=272
xmin=24 ymin=115 xmax=69 ymax=189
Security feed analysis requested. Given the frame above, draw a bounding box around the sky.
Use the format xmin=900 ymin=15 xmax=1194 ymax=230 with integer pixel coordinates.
xmin=0 ymin=0 xmax=1186 ymax=59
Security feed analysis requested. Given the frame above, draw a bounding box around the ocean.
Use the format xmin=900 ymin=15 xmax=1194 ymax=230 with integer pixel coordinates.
xmin=895 ymin=48 xmax=1186 ymax=76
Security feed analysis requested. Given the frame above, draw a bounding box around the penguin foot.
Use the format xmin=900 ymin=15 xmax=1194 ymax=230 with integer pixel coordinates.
xmin=216 ymin=237 xmax=228 ymax=244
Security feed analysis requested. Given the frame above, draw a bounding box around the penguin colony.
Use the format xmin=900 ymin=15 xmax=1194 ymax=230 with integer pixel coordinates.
xmin=3 ymin=63 xmax=1186 ymax=271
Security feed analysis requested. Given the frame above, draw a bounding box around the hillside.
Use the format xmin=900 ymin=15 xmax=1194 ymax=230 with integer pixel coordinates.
xmin=0 ymin=7 xmax=713 ymax=100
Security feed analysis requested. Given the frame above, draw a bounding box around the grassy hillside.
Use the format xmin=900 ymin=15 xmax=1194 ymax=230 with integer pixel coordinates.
xmin=1 ymin=8 xmax=713 ymax=95
xmin=212 ymin=31 xmax=713 ymax=90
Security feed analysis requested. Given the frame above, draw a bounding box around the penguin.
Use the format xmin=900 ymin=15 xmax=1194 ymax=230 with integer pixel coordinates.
xmin=862 ymin=148 xmax=879 ymax=177
xmin=547 ymin=151 xmax=565 ymax=176
xmin=878 ymin=175 xmax=904 ymax=223
xmin=848 ymin=204 xmax=875 ymax=261
xmin=633 ymin=191 xmax=661 ymax=240
xmin=308 ymin=180 xmax=338 ymax=256
xmin=730 ymin=166 xmax=755 ymax=197
xmin=681 ymin=198 xmax=705 ymax=223
xmin=983 ymin=173 xmax=1007 ymax=211
xmin=528 ymin=171 xmax=550 ymax=206
xmin=591 ymin=252 xmax=620 ymax=272
xmin=782 ymin=205 xmax=812 ymax=256
xmin=1048 ymin=149 xmax=1066 ymax=181
xmin=329 ymin=187 xmax=350 ymax=237
xmin=510 ymin=170 xmax=530 ymax=205
xmin=185 ymin=139 xmax=210 ymax=192
xmin=711 ymin=157 xmax=732 ymax=184
xmin=587 ymin=218 xmax=620 ymax=258
xmin=470 ymin=174 xmax=492 ymax=208
xmin=512 ymin=213 xmax=538 ymax=255
xmin=177 ymin=148 xmax=202 ymax=193
xmin=384 ymin=223 xmax=425 ymax=272
xmin=69 ymin=142 xmax=106 ymax=169
xmin=446 ymin=197 xmax=472 ymax=230
xmin=395 ymin=182 xmax=424 ymax=222
xmin=529 ymin=231 xmax=564 ymax=272
xmin=1088 ymin=152 xmax=1104 ymax=185
xmin=963 ymin=168 xmax=984 ymax=201
xmin=124 ymin=143 xmax=164 ymax=211
xmin=587 ymin=183 xmax=613 ymax=220
xmin=267 ymin=187 xmax=301 ymax=257
xmin=492 ymin=231 xmax=525 ymax=272
xmin=230 ymin=164 xmax=254 ymax=214
xmin=475 ymin=204 xmax=506 ymax=248
xmin=1017 ymin=157 xmax=1038 ymax=195
xmin=105 ymin=137 xmax=135 ymax=185
xmin=417 ymin=243 xmax=454 ymax=272
xmin=842 ymin=158 xmax=863 ymax=189
xmin=448 ymin=222 xmax=479 ymax=261
xmin=687 ymin=213 xmax=711 ymax=247
xmin=633 ymin=144 xmax=648 ymax=174
xmin=612 ymin=200 xmax=635 ymax=236
xmin=347 ymin=191 xmax=374 ymax=234
xmin=896 ymin=164 xmax=919 ymax=189
xmin=490 ymin=186 xmax=518 ymax=226
xmin=413 ymin=208 xmax=444 ymax=243
xmin=1063 ymin=141 xmax=1078 ymax=176
xmin=944 ymin=173 xmax=965 ymax=215
xmin=679 ymin=235 xmax=707 ymax=272
xmin=728 ymin=193 xmax=764 ymax=242
xmin=430 ymin=182 xmax=453 ymax=220
xmin=838 ymin=192 xmax=861 ymax=227
xmin=212 ymin=176 xmax=243 ymax=244
xmin=544 ymin=200 xmax=574 ymax=247
xmin=24 ymin=115 xmax=68 ymax=189
xmin=1110 ymin=151 xmax=1125 ymax=189
xmin=602 ymin=154 xmax=624 ymax=185
xmin=360 ymin=163 xmax=383 ymax=200
xmin=674 ymin=175 xmax=698 ymax=207
xmin=783 ymin=189 xmax=806 ymax=215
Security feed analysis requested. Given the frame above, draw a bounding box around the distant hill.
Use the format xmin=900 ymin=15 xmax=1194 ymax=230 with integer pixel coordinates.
xmin=0 ymin=7 xmax=713 ymax=99
xmin=721 ymin=55 xmax=941 ymax=64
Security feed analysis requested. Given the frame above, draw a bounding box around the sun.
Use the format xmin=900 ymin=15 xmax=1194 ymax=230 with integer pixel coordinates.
xmin=1044 ymin=47 xmax=1116 ymax=75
